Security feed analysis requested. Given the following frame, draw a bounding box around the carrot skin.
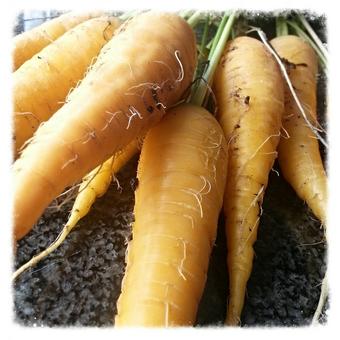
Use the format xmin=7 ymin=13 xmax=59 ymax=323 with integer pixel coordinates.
xmin=13 ymin=11 xmax=103 ymax=70
xmin=13 ymin=16 xmax=120 ymax=157
xmin=13 ymin=12 xmax=197 ymax=241
xmin=115 ymin=104 xmax=228 ymax=326
xmin=214 ymin=36 xmax=284 ymax=325
xmin=271 ymin=35 xmax=327 ymax=224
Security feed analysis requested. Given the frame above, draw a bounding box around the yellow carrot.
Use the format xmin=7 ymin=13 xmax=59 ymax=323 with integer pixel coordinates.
xmin=214 ymin=36 xmax=284 ymax=325
xmin=270 ymin=35 xmax=327 ymax=224
xmin=12 ymin=139 xmax=140 ymax=280
xmin=13 ymin=11 xmax=197 ymax=241
xmin=115 ymin=104 xmax=228 ymax=326
xmin=13 ymin=11 xmax=103 ymax=70
xmin=13 ymin=16 xmax=120 ymax=158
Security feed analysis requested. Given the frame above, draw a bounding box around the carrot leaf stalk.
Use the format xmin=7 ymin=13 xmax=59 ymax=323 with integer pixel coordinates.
xmin=297 ymin=13 xmax=328 ymax=60
xmin=186 ymin=11 xmax=203 ymax=28
xmin=276 ymin=16 xmax=288 ymax=37
xmin=191 ymin=11 xmax=237 ymax=106
xmin=286 ymin=19 xmax=327 ymax=70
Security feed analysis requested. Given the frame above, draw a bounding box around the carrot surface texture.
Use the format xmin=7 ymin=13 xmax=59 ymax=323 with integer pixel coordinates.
xmin=12 ymin=11 xmax=103 ymax=70
xmin=270 ymin=35 xmax=327 ymax=225
xmin=13 ymin=16 xmax=121 ymax=158
xmin=12 ymin=139 xmax=140 ymax=281
xmin=214 ymin=36 xmax=285 ymax=325
xmin=13 ymin=11 xmax=197 ymax=241
xmin=115 ymin=104 xmax=228 ymax=326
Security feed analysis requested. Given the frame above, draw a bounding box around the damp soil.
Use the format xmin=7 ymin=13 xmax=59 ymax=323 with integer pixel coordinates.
xmin=13 ymin=10 xmax=328 ymax=327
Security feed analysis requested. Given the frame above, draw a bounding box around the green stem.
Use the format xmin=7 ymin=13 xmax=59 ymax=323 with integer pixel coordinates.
xmin=276 ymin=17 xmax=289 ymax=36
xmin=187 ymin=11 xmax=203 ymax=28
xmin=191 ymin=11 xmax=237 ymax=107
xmin=287 ymin=20 xmax=327 ymax=70
xmin=297 ymin=14 xmax=328 ymax=59
xmin=208 ymin=13 xmax=229 ymax=60
xmin=179 ymin=10 xmax=193 ymax=19
xmin=119 ymin=10 xmax=141 ymax=21
xmin=200 ymin=15 xmax=210 ymax=60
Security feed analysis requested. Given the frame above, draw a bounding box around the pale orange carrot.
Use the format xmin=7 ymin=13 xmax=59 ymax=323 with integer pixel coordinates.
xmin=115 ymin=104 xmax=228 ymax=326
xmin=13 ymin=11 xmax=197 ymax=241
xmin=214 ymin=36 xmax=284 ymax=325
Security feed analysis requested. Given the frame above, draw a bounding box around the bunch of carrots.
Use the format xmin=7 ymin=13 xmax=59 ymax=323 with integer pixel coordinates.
xmin=12 ymin=10 xmax=328 ymax=326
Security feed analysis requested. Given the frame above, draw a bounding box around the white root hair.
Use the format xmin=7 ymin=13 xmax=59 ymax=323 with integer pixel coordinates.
xmin=61 ymin=153 xmax=79 ymax=170
xmin=174 ymin=50 xmax=184 ymax=83
xmin=126 ymin=105 xmax=143 ymax=130
xmin=280 ymin=125 xmax=290 ymax=139
xmin=181 ymin=175 xmax=211 ymax=219
xmin=271 ymin=168 xmax=280 ymax=177
xmin=101 ymin=110 xmax=121 ymax=131
xmin=178 ymin=238 xmax=188 ymax=281
xmin=248 ymin=26 xmax=328 ymax=148
xmin=240 ymin=185 xmax=265 ymax=228
xmin=247 ymin=132 xmax=281 ymax=162
xmin=312 ymin=272 xmax=328 ymax=324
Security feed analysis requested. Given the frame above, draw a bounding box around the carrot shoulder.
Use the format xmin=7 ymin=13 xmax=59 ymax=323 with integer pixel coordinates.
xmin=214 ymin=36 xmax=284 ymax=325
xmin=13 ymin=11 xmax=103 ymax=70
xmin=115 ymin=104 xmax=228 ymax=326
xmin=13 ymin=11 xmax=197 ymax=241
xmin=13 ymin=16 xmax=120 ymax=157
xmin=271 ymin=35 xmax=327 ymax=224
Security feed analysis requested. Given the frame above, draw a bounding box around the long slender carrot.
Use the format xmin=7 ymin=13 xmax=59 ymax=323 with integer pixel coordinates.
xmin=13 ymin=11 xmax=197 ymax=242
xmin=271 ymin=34 xmax=328 ymax=325
xmin=13 ymin=16 xmax=121 ymax=158
xmin=13 ymin=11 xmax=103 ymax=70
xmin=12 ymin=139 xmax=140 ymax=280
xmin=270 ymin=35 xmax=327 ymax=225
xmin=115 ymin=104 xmax=228 ymax=326
xmin=214 ymin=36 xmax=284 ymax=325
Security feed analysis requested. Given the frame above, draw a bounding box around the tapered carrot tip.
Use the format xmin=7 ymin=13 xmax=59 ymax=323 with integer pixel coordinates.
xmin=225 ymin=269 xmax=249 ymax=326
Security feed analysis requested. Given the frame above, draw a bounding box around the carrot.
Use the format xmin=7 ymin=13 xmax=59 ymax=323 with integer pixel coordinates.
xmin=13 ymin=11 xmax=103 ymax=70
xmin=12 ymin=139 xmax=140 ymax=280
xmin=13 ymin=11 xmax=197 ymax=241
xmin=270 ymin=35 xmax=327 ymax=225
xmin=270 ymin=33 xmax=328 ymax=325
xmin=115 ymin=104 xmax=228 ymax=326
xmin=214 ymin=36 xmax=285 ymax=325
xmin=13 ymin=16 xmax=121 ymax=158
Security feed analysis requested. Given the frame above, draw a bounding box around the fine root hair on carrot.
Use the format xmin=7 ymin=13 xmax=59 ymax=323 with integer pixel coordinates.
xmin=115 ymin=104 xmax=228 ymax=326
xmin=214 ymin=35 xmax=284 ymax=326
xmin=12 ymin=11 xmax=104 ymax=70
xmin=13 ymin=11 xmax=197 ymax=249
xmin=13 ymin=140 xmax=139 ymax=280
xmin=13 ymin=16 xmax=121 ymax=157
xmin=248 ymin=26 xmax=328 ymax=148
